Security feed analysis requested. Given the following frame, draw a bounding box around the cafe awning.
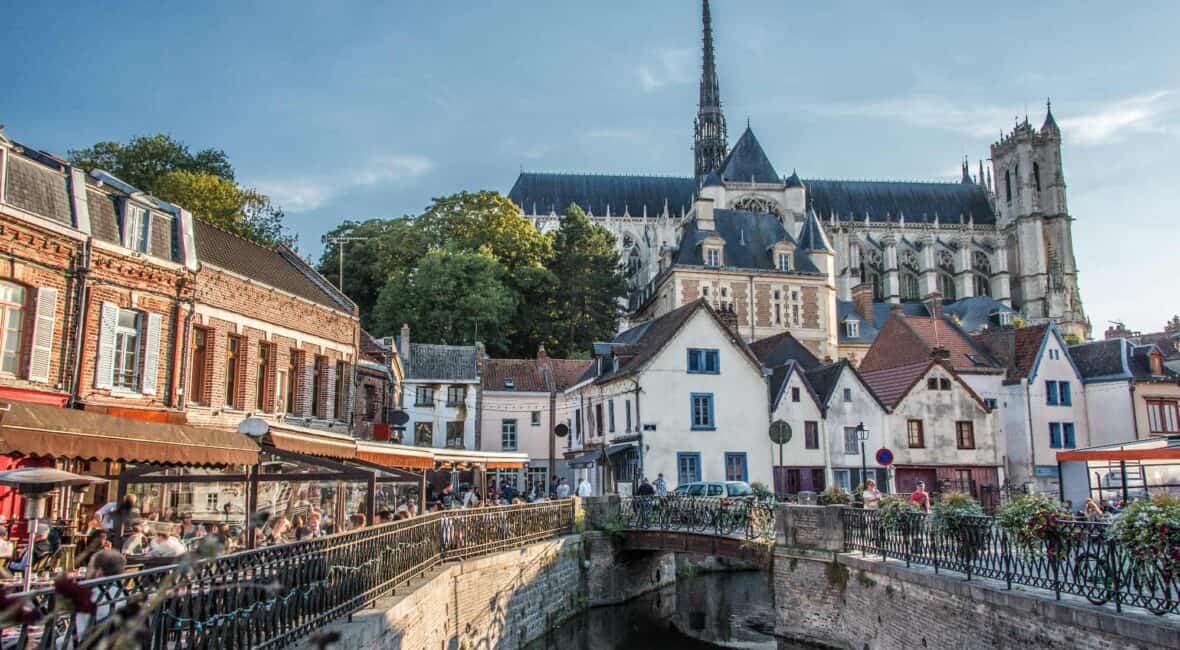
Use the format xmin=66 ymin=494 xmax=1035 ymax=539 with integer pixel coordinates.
xmin=567 ymin=449 xmax=602 ymax=468
xmin=0 ymin=401 xmax=259 ymax=467
xmin=265 ymin=423 xmax=357 ymax=460
xmin=356 ymin=441 xmax=434 ymax=470
xmin=433 ymin=448 xmax=529 ymax=470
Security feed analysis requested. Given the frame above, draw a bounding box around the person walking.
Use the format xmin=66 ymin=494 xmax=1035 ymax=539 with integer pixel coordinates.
xmin=636 ymin=477 xmax=655 ymax=496
xmin=908 ymin=481 xmax=931 ymax=514
xmin=576 ymin=477 xmax=593 ymax=498
xmin=653 ymin=473 xmax=667 ymax=497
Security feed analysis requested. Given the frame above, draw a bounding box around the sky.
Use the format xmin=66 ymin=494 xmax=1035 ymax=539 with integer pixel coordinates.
xmin=2 ymin=1 xmax=1178 ymax=334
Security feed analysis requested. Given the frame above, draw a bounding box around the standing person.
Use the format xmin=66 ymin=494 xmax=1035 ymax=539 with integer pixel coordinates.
xmin=636 ymin=477 xmax=655 ymax=496
xmin=556 ymin=478 xmax=571 ymax=499
xmin=500 ymin=480 xmax=517 ymax=503
xmin=439 ymin=484 xmax=455 ymax=510
xmin=1083 ymin=498 xmax=1103 ymax=521
xmin=862 ymin=479 xmax=883 ymax=510
xmin=653 ymin=474 xmax=667 ymax=497
xmin=576 ymin=477 xmax=593 ymax=498
xmin=908 ymin=481 xmax=931 ymax=514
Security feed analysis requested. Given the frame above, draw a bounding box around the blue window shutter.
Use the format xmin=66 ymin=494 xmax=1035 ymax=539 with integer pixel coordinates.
xmin=1046 ymin=381 xmax=1058 ymax=405
xmin=1060 ymin=381 xmax=1071 ymax=406
xmin=706 ymin=394 xmax=714 ymax=427
xmin=1063 ymin=423 xmax=1075 ymax=448
xmin=1049 ymin=422 xmax=1061 ymax=448
xmin=687 ymin=349 xmax=699 ymax=372
xmin=706 ymin=350 xmax=719 ymax=373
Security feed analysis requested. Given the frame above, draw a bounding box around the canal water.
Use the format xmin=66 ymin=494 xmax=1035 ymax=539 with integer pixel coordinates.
xmin=526 ymin=570 xmax=819 ymax=649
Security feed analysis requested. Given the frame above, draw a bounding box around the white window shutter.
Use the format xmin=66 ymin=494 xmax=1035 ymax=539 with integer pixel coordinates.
xmin=27 ymin=287 xmax=57 ymax=383
xmin=302 ymin=361 xmax=315 ymax=417
xmin=140 ymin=312 xmax=163 ymax=396
xmin=95 ymin=302 xmax=118 ymax=389
xmin=324 ymin=362 xmax=337 ymax=421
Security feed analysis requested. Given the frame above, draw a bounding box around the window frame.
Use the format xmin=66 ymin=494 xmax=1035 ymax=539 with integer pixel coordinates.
xmin=111 ymin=308 xmax=142 ymax=392
xmin=804 ymin=421 xmax=819 ymax=449
xmin=705 ymin=248 xmax=720 ymax=267
xmin=256 ymin=341 xmax=274 ymax=412
xmin=189 ymin=327 xmax=210 ymax=405
xmin=677 ymin=452 xmax=701 ymax=485
xmin=0 ymin=281 xmax=25 ymax=376
xmin=906 ymin=419 xmax=925 ymax=448
xmin=842 ymin=387 xmax=852 ymax=402
xmin=530 ymin=411 xmax=542 ymax=427
xmin=724 ymin=452 xmax=748 ymax=482
xmin=1058 ymin=381 xmax=1072 ymax=406
xmin=1046 ymin=380 xmax=1059 ymax=405
xmin=955 ymin=421 xmax=975 ymax=449
xmin=446 ymin=385 xmax=466 ymax=407
xmin=843 ymin=426 xmax=859 ymax=455
xmin=1049 ymin=422 xmax=1062 ymax=449
xmin=791 ymin=387 xmax=800 ymax=403
xmin=777 ymin=252 xmax=791 ymax=272
xmin=1146 ymin=399 xmax=1180 ymax=434
xmin=1063 ymin=422 xmax=1076 ymax=448
xmin=690 ymin=393 xmax=715 ymax=430
xmin=334 ymin=360 xmax=348 ymax=421
xmin=608 ymin=399 xmax=616 ymax=432
xmin=687 ymin=348 xmax=720 ymax=374
xmin=224 ymin=335 xmax=245 ymax=409
xmin=415 ymin=385 xmax=435 ymax=408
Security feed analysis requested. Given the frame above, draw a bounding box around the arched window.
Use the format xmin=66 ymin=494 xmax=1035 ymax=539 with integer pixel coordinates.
xmin=900 ymin=250 xmax=920 ymax=302
xmin=972 ymin=251 xmax=992 ymax=297
xmin=862 ymin=249 xmax=884 ymax=301
xmin=937 ymin=250 xmax=956 ymax=301
xmin=1033 ymin=163 xmax=1041 ymax=193
xmin=1004 ymin=170 xmax=1012 ymax=202
xmin=732 ymin=195 xmax=782 ymax=216
xmin=0 ymin=282 xmax=25 ymax=375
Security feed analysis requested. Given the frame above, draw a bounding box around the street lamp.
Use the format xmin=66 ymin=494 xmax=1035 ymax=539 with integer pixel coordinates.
xmin=855 ymin=422 xmax=869 ymax=494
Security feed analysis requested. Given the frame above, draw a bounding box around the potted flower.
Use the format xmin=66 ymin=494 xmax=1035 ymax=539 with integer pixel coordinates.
xmin=998 ymin=493 xmax=1079 ymax=561
xmin=818 ymin=485 xmax=851 ymax=506
xmin=931 ymin=490 xmax=987 ymax=561
xmin=1108 ymin=494 xmax=1180 ymax=578
xmin=879 ymin=495 xmax=921 ymax=530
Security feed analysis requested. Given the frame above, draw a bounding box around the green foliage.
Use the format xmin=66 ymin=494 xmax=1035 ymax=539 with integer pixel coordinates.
xmin=749 ymin=481 xmax=772 ymax=500
xmin=591 ymin=516 xmax=628 ymax=541
xmin=68 ymin=133 xmax=234 ymax=194
xmin=319 ymin=218 xmax=429 ymax=329
xmin=1063 ymin=333 xmax=1083 ymax=345
xmin=154 ymin=171 xmax=290 ymax=247
xmin=1108 ymin=494 xmax=1180 ymax=571
xmin=998 ymin=493 xmax=1076 ymax=553
xmin=1011 ymin=315 xmax=1028 ymax=329
xmin=545 ymin=204 xmax=625 ymax=358
xmin=372 ymin=248 xmax=515 ymax=350
xmin=930 ymin=490 xmax=983 ymax=533
xmin=818 ymin=485 xmax=851 ymax=506
xmin=878 ymin=495 xmax=921 ymax=529
xmin=415 ymin=190 xmax=551 ymax=270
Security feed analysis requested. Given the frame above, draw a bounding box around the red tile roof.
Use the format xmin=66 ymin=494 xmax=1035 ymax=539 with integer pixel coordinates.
xmin=898 ymin=316 xmax=998 ymax=371
xmin=861 ymin=312 xmax=999 ymax=374
xmin=860 ymin=361 xmax=933 ymax=409
xmin=550 ymin=359 xmax=593 ymax=391
xmin=482 ymin=359 xmax=548 ymax=392
xmin=974 ymin=324 xmax=1050 ymax=381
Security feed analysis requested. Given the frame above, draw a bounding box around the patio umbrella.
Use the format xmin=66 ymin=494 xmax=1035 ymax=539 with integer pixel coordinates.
xmin=0 ymin=468 xmax=106 ymax=591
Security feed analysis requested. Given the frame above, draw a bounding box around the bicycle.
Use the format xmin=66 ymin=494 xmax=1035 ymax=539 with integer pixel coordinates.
xmin=1073 ymin=549 xmax=1176 ymax=615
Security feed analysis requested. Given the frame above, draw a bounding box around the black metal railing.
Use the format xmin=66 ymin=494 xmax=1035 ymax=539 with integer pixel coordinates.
xmin=3 ymin=500 xmax=574 ymax=649
xmin=620 ymin=496 xmax=776 ymax=541
xmin=843 ymin=509 xmax=1179 ymax=616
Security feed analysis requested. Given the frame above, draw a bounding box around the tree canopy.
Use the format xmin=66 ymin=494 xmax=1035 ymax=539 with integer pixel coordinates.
xmin=68 ymin=134 xmax=234 ymax=193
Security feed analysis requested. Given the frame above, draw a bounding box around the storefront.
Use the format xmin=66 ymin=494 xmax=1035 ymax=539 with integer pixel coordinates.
xmin=1057 ymin=436 xmax=1180 ymax=508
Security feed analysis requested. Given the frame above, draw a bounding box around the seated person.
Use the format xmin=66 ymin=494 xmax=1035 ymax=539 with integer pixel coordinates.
xmin=0 ymin=526 xmax=13 ymax=562
xmin=120 ymin=523 xmax=148 ymax=556
xmin=71 ymin=550 xmax=127 ymax=641
xmin=147 ymin=531 xmax=186 ymax=558
xmin=10 ymin=523 xmax=53 ymax=572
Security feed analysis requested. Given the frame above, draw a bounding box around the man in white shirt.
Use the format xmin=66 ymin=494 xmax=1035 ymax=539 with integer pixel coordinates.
xmin=555 ymin=478 xmax=571 ymax=499
xmin=147 ymin=532 xmax=186 ymax=558
xmin=576 ymin=478 xmax=592 ymax=498
xmin=0 ymin=526 xmax=13 ymax=562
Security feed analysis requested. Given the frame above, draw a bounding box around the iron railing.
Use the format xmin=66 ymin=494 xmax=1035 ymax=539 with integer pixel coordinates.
xmin=2 ymin=499 xmax=574 ymax=649
xmin=843 ymin=509 xmax=1179 ymax=616
xmin=620 ymin=496 xmax=776 ymax=541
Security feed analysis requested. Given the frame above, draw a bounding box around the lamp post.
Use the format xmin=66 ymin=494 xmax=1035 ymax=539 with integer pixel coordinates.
xmin=856 ymin=422 xmax=869 ymax=493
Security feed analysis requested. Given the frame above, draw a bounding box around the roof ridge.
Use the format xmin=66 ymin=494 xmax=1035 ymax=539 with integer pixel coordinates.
xmin=194 ymin=216 xmax=280 ymax=252
xmin=804 ymin=177 xmax=977 ymax=186
xmin=519 ymin=171 xmax=693 ymax=180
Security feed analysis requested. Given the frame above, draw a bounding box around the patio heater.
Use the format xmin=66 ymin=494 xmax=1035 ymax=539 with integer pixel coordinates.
xmin=0 ymin=468 xmax=105 ymax=591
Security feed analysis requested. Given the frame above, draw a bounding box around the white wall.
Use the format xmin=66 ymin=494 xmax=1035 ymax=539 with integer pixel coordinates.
xmin=824 ymin=368 xmax=889 ymax=486
xmin=1083 ymin=381 xmax=1135 ymax=446
xmin=402 ymin=379 xmax=479 ymax=449
xmin=1000 ymin=381 xmax=1033 ymax=488
xmin=769 ymin=368 xmax=826 ymax=469
xmin=887 ymin=365 xmax=1003 ymax=473
xmin=1027 ymin=333 xmax=1090 ymax=466
xmin=480 ymin=391 xmax=551 ymax=460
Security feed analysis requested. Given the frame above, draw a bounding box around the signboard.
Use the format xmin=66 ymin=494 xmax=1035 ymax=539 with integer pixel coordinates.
xmin=768 ymin=420 xmax=792 ymax=445
xmin=554 ymin=423 xmax=570 ymax=438
xmin=389 ymin=409 xmax=410 ymax=426
xmin=1034 ymin=465 xmax=1058 ymax=478
xmin=643 ymin=424 xmax=656 ymax=432
xmin=874 ymin=448 xmax=894 ymax=466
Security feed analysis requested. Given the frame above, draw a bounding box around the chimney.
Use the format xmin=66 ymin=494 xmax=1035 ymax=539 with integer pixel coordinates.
xmin=694 ymin=196 xmax=715 ymax=231
xmin=537 ymin=343 xmax=549 ymax=369
xmin=399 ymin=323 xmax=411 ymax=366
xmin=923 ymin=292 xmax=943 ymax=320
xmin=930 ymin=346 xmax=951 ymax=361
xmin=852 ymin=282 xmax=874 ymax=322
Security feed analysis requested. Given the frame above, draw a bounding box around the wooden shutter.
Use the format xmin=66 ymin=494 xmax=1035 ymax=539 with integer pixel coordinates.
xmin=27 ymin=287 xmax=57 ymax=383
xmin=94 ymin=302 xmax=118 ymax=389
xmin=140 ymin=312 xmax=163 ymax=396
xmin=323 ymin=362 xmax=337 ymax=420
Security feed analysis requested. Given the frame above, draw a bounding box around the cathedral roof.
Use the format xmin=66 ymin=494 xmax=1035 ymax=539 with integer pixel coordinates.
xmin=719 ymin=127 xmax=780 ymax=184
xmin=797 ymin=208 xmax=833 ymax=253
xmin=805 ymin=179 xmax=996 ymax=225
xmin=675 ymin=209 xmax=822 ymax=274
xmin=508 ymin=172 xmax=695 ymax=217
xmin=784 ymin=169 xmax=804 ymax=188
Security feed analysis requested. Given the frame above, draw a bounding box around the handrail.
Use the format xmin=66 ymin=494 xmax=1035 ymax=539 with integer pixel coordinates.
xmin=619 ymin=496 xmax=776 ymax=541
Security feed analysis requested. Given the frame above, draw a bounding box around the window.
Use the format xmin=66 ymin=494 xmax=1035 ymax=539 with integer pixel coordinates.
xmin=1046 ymin=380 xmax=1059 ymax=405
xmin=1049 ymin=422 xmax=1062 ymax=449
xmin=984 ymin=398 xmax=997 ymax=410
xmin=189 ymin=328 xmax=209 ymax=404
xmin=363 ymin=384 xmax=378 ymax=420
xmin=1058 ymin=381 xmax=1071 ymax=406
xmin=1004 ymin=170 xmax=1012 ymax=202
xmin=224 ymin=336 xmax=243 ymax=409
xmin=525 ymin=466 xmax=548 ymax=491
xmin=724 ymin=453 xmax=748 ymax=482
xmin=940 ymin=378 xmax=951 ymax=391
xmin=334 ymin=360 xmax=348 ymax=420
xmin=414 ymin=422 xmax=433 ymax=446
xmin=0 ymin=282 xmax=24 ymax=375
xmin=1033 ymin=162 xmax=1041 ymax=192
xmin=845 ymin=320 xmax=859 ymax=338
xmin=625 ymin=400 xmax=632 ymax=432
xmin=1146 ymin=399 xmax=1180 ymax=434
xmin=791 ymin=387 xmax=800 ymax=403
xmin=446 ymin=385 xmax=465 ymax=406
xmin=834 ymin=469 xmax=851 ymax=492
xmin=956 ymin=421 xmax=975 ymax=449
xmin=575 ymin=408 xmax=582 ymax=437
xmin=690 ymin=393 xmax=715 ymax=430
xmin=205 ymin=492 xmax=218 ymax=511
xmin=804 ymin=421 xmax=819 ymax=449
xmin=777 ymin=253 xmax=791 ymax=272
xmin=608 ymin=400 xmax=615 ymax=432
xmin=773 ymin=290 xmax=782 ymax=325
xmin=790 ymin=290 xmax=802 ymax=327
xmin=1063 ymin=422 xmax=1076 ymax=448
xmin=112 ymin=309 xmax=141 ymax=390
xmin=907 ymin=420 xmax=925 ymax=448
xmin=531 ymin=411 xmax=541 ymax=427
xmin=687 ymin=348 xmax=720 ymax=373
xmin=122 ymin=202 xmax=150 ymax=253
xmin=256 ymin=342 xmax=273 ymax=412
xmin=843 ymin=427 xmax=859 ymax=455
xmin=706 ymin=248 xmax=720 ymax=267
xmin=843 ymin=387 xmax=852 ymax=402
xmin=312 ymin=355 xmax=329 ymax=417
xmin=900 ymin=273 xmax=920 ymax=302
xmin=927 ymin=378 xmax=938 ymax=390
xmin=595 ymin=403 xmax=604 ymax=436
xmin=415 ymin=386 xmax=434 ymax=407
xmin=677 ymin=452 xmax=701 ymax=485
xmin=446 ymin=421 xmax=465 ymax=448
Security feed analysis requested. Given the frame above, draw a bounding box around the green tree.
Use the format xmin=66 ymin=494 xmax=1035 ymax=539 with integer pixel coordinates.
xmin=415 ymin=191 xmax=551 ymax=270
xmin=318 ymin=218 xmax=429 ymax=328
xmin=372 ymin=248 xmax=516 ymax=351
xmin=153 ymin=170 xmax=290 ymax=247
xmin=547 ymin=205 xmax=626 ymax=357
xmin=68 ymin=134 xmax=234 ymax=193
xmin=502 ymin=265 xmax=561 ymax=356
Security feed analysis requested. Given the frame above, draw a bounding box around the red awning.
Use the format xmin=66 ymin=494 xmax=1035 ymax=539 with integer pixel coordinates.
xmin=0 ymin=387 xmax=69 ymax=408
xmin=1056 ymin=448 xmax=1180 ymax=463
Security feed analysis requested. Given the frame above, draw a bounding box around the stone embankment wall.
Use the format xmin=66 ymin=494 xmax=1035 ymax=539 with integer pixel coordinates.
xmin=774 ymin=504 xmax=1180 ymax=650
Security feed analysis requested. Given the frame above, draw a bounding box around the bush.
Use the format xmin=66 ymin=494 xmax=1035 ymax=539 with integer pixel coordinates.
xmin=998 ymin=493 xmax=1077 ymax=556
xmin=931 ymin=490 xmax=983 ymax=534
xmin=750 ymin=481 xmax=773 ymax=500
xmin=819 ymin=485 xmax=851 ymax=506
xmin=879 ymin=495 xmax=921 ymax=529
xmin=1108 ymin=494 xmax=1180 ymax=572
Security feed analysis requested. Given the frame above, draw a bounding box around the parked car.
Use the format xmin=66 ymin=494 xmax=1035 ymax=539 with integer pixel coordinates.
xmin=678 ymin=481 xmax=754 ymax=498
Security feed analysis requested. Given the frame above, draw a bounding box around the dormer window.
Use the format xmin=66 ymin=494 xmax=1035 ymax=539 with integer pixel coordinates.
xmin=503 ymin=378 xmax=515 ymax=390
xmin=120 ymin=200 xmax=151 ymax=253
xmin=1150 ymin=351 xmax=1164 ymax=376
xmin=778 ymin=253 xmax=792 ymax=272
xmin=844 ymin=319 xmax=859 ymax=338
xmin=997 ymin=311 xmax=1013 ymax=327
xmin=706 ymin=248 xmax=720 ymax=267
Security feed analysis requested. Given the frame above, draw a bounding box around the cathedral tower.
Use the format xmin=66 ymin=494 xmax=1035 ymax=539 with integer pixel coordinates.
xmin=991 ymin=101 xmax=1088 ymax=339
xmin=694 ymin=0 xmax=728 ymax=178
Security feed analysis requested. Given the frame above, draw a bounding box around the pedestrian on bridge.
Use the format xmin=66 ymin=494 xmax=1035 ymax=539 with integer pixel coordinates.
xmin=654 ymin=474 xmax=667 ymax=497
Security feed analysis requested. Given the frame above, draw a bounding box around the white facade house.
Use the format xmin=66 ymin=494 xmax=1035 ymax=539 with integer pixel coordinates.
xmin=568 ymin=301 xmax=772 ymax=492
xmin=396 ymin=325 xmax=481 ymax=450
xmin=808 ymin=361 xmax=891 ymax=494
xmin=767 ymin=361 xmax=827 ymax=494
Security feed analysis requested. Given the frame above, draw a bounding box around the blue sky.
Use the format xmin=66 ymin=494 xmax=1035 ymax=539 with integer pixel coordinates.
xmin=2 ymin=1 xmax=1178 ymax=333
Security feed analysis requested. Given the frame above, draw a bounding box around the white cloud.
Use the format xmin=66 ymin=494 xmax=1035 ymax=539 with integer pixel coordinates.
xmin=806 ymin=91 xmax=1179 ymax=145
xmin=635 ymin=48 xmax=695 ymax=92
xmin=254 ymin=154 xmax=432 ymax=213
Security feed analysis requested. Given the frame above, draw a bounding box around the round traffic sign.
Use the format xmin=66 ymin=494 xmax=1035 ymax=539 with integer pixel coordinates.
xmin=875 ymin=448 xmax=894 ymax=466
xmin=554 ymin=423 xmax=570 ymax=438
xmin=769 ymin=420 xmax=792 ymax=445
xmin=389 ymin=409 xmax=410 ymax=426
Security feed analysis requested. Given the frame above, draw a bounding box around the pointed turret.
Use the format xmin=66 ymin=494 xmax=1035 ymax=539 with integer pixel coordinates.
xmin=797 ymin=206 xmax=833 ymax=253
xmin=719 ymin=126 xmax=779 ymax=184
xmin=784 ymin=169 xmax=804 ymax=188
xmin=1041 ymin=98 xmax=1060 ymax=138
xmin=961 ymin=156 xmax=972 ymax=184
xmin=694 ymin=0 xmax=728 ymax=178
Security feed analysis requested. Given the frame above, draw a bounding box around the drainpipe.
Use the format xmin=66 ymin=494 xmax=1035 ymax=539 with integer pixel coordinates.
xmin=1024 ymin=378 xmax=1037 ymax=491
xmin=633 ymin=378 xmax=643 ymax=485
xmin=174 ymin=278 xmax=196 ymax=410
xmin=748 ymin=274 xmax=756 ymax=341
xmin=1128 ymin=381 xmax=1140 ymax=440
xmin=67 ymin=240 xmax=91 ymax=407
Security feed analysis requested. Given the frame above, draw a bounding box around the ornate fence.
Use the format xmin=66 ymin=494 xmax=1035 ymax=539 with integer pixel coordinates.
xmin=3 ymin=500 xmax=575 ymax=649
xmin=620 ymin=496 xmax=776 ymax=541
xmin=843 ymin=508 xmax=1178 ymax=616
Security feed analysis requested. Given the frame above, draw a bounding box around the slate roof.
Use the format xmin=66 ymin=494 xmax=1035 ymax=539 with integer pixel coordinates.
xmin=405 ymin=344 xmax=479 ymax=381
xmin=482 ymin=359 xmax=548 ymax=392
xmin=595 ymin=301 xmax=702 ymax=383
xmin=796 ymin=208 xmax=833 ymax=253
xmin=806 ymin=179 xmax=996 ymax=225
xmin=973 ymin=324 xmax=1050 ymax=382
xmin=193 ymin=219 xmax=353 ymax=313
xmin=860 ymin=361 xmax=935 ymax=408
xmin=719 ymin=127 xmax=780 ymax=184
xmin=508 ymin=172 xmax=696 ymax=217
xmin=1128 ymin=331 xmax=1180 ymax=361
xmin=1129 ymin=344 xmax=1177 ymax=380
xmin=749 ymin=331 xmax=820 ymax=370
xmin=804 ymin=361 xmax=847 ymax=406
xmin=1069 ymin=339 xmax=1128 ymax=380
xmin=769 ymin=360 xmax=823 ymax=410
xmin=360 ymin=329 xmax=391 ymax=364
xmin=836 ymin=297 xmax=1015 ymax=346
xmin=942 ymin=297 xmax=1017 ymax=333
xmin=675 ymin=209 xmax=822 ymax=274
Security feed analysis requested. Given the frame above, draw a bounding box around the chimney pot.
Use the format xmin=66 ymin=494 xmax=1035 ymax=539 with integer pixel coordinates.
xmin=852 ymin=282 xmax=874 ymax=322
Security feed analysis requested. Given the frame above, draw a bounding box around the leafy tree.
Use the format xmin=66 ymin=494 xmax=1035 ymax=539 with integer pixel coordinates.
xmin=153 ymin=171 xmax=290 ymax=247
xmin=415 ymin=191 xmax=551 ymax=270
xmin=546 ymin=204 xmax=626 ymax=357
xmin=318 ymin=218 xmax=429 ymax=328
xmin=501 ymin=265 xmax=561 ymax=356
xmin=68 ymin=134 xmax=233 ymax=193
xmin=372 ymin=248 xmax=516 ymax=352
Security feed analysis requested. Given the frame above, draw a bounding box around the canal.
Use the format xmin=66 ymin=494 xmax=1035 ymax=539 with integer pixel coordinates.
xmin=526 ymin=570 xmax=820 ymax=649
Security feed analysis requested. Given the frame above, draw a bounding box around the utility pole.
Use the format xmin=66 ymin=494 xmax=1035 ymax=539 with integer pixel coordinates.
xmin=326 ymin=236 xmax=368 ymax=291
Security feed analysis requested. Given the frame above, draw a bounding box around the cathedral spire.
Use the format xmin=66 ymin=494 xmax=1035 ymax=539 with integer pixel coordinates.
xmin=694 ymin=0 xmax=728 ymax=178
